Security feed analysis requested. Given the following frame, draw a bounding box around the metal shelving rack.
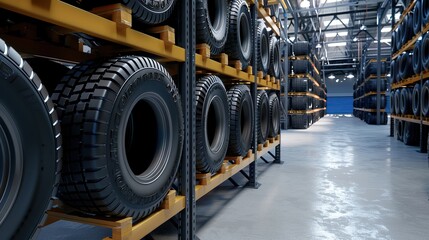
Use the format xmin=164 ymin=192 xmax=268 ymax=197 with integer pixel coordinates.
xmin=390 ymin=0 xmax=429 ymax=153
xmin=0 ymin=0 xmax=285 ymax=239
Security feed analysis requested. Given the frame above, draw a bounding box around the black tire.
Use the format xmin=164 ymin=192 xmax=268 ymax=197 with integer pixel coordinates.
xmin=64 ymin=0 xmax=176 ymax=24
xmin=400 ymin=87 xmax=413 ymax=115
xmin=255 ymin=20 xmax=270 ymax=74
xmin=268 ymin=93 xmax=280 ymax=138
xmin=365 ymin=79 xmax=387 ymax=93
xmin=225 ymin=0 xmax=253 ymax=70
xmin=290 ymin=96 xmax=310 ymax=110
xmin=403 ymin=121 xmax=420 ymax=146
xmin=412 ymin=83 xmax=421 ymax=116
xmin=255 ymin=90 xmax=269 ymax=144
xmin=195 ymin=75 xmax=230 ymax=173
xmin=395 ymin=27 xmax=403 ymax=52
xmin=401 ymin=14 xmax=413 ymax=45
xmin=413 ymin=1 xmax=422 ymax=35
xmin=196 ymin=0 xmax=229 ymax=55
xmin=290 ymin=78 xmax=310 ymax=92
xmin=423 ymin=0 xmax=429 ymax=27
xmin=395 ymin=89 xmax=401 ymax=114
xmin=422 ymin=80 xmax=429 ymax=117
xmin=0 ymin=39 xmax=61 ymax=239
xmin=390 ymin=93 xmax=396 ymax=115
xmin=367 ymin=95 xmax=386 ymax=109
xmin=227 ymin=85 xmax=254 ymax=157
xmin=399 ymin=52 xmax=413 ymax=80
xmin=52 ymin=56 xmax=183 ymax=220
xmin=395 ymin=56 xmax=401 ymax=83
xmin=391 ymin=59 xmax=396 ymax=84
xmin=292 ymin=60 xmax=310 ymax=74
xmin=395 ymin=119 xmax=404 ymax=141
xmin=293 ymin=41 xmax=310 ymax=56
xmin=290 ymin=114 xmax=309 ymax=129
xmin=392 ymin=30 xmax=398 ymax=54
xmin=422 ymin=33 xmax=429 ymax=71
xmin=25 ymin=58 xmax=70 ymax=94
xmin=413 ymin=40 xmax=422 ymax=75
xmin=269 ymin=35 xmax=281 ymax=78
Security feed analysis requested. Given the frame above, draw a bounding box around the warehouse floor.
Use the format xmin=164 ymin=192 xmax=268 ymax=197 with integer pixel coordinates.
xmin=38 ymin=116 xmax=429 ymax=240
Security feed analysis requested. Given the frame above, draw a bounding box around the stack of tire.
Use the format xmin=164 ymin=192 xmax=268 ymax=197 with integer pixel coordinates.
xmin=390 ymin=0 xmax=429 ymax=146
xmin=0 ymin=1 xmax=285 ymax=239
xmin=288 ymin=41 xmax=327 ymax=129
xmin=353 ymin=60 xmax=389 ymax=125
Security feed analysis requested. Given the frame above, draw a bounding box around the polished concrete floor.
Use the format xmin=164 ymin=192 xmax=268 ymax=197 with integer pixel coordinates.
xmin=38 ymin=116 xmax=429 ymax=239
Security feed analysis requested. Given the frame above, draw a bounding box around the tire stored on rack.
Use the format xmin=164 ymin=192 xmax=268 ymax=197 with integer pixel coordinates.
xmin=293 ymin=41 xmax=310 ymax=56
xmin=268 ymin=92 xmax=280 ymax=138
xmin=255 ymin=90 xmax=269 ymax=144
xmin=394 ymin=89 xmax=401 ymax=114
xmin=391 ymin=93 xmax=396 ymax=115
xmin=399 ymin=52 xmax=413 ymax=80
xmin=269 ymin=35 xmax=281 ymax=78
xmin=413 ymin=1 xmax=422 ymax=35
xmin=423 ymin=0 xmax=429 ymax=27
xmin=394 ymin=119 xmax=404 ymax=142
xmin=195 ymin=75 xmax=230 ymax=173
xmin=0 ymin=39 xmax=62 ymax=239
xmin=227 ymin=85 xmax=254 ymax=157
xmin=196 ymin=0 xmax=229 ymax=55
xmin=292 ymin=60 xmax=310 ymax=74
xmin=400 ymin=87 xmax=413 ymax=115
xmin=422 ymin=33 xmax=429 ymax=71
xmin=52 ymin=56 xmax=183 ymax=220
xmin=413 ymin=40 xmax=422 ymax=75
xmin=64 ymin=0 xmax=176 ymax=24
xmin=255 ymin=20 xmax=270 ymax=74
xmin=225 ymin=0 xmax=253 ymax=70
xmin=412 ymin=83 xmax=421 ymax=116
xmin=401 ymin=14 xmax=413 ymax=46
xmin=390 ymin=59 xmax=396 ymax=84
xmin=290 ymin=96 xmax=310 ymax=110
xmin=403 ymin=121 xmax=420 ymax=146
xmin=290 ymin=114 xmax=309 ymax=129
xmin=422 ymin=80 xmax=429 ymax=116
xmin=290 ymin=78 xmax=311 ymax=92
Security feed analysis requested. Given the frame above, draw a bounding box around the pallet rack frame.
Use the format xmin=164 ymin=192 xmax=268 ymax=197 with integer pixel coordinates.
xmin=0 ymin=0 xmax=285 ymax=239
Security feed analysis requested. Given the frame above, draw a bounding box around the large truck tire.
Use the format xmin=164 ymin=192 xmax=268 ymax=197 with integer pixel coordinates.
xmin=196 ymin=0 xmax=229 ymax=55
xmin=227 ymin=85 xmax=254 ymax=157
xmin=412 ymin=83 xmax=421 ymax=116
xmin=255 ymin=90 xmax=269 ymax=144
xmin=225 ymin=0 xmax=253 ymax=70
xmin=52 ymin=56 xmax=183 ymax=220
xmin=268 ymin=35 xmax=281 ymax=78
xmin=195 ymin=75 xmax=230 ymax=173
xmin=255 ymin=20 xmax=270 ymax=75
xmin=268 ymin=92 xmax=280 ymax=137
xmin=0 ymin=38 xmax=62 ymax=239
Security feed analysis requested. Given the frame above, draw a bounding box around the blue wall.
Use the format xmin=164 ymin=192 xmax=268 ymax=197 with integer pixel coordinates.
xmin=327 ymin=96 xmax=353 ymax=114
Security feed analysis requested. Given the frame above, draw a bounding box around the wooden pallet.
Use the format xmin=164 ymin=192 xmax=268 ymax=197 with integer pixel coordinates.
xmin=92 ymin=3 xmax=132 ymax=28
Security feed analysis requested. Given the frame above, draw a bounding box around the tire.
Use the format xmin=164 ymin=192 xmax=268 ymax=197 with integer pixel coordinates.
xmin=0 ymin=39 xmax=61 ymax=239
xmin=52 ymin=56 xmax=183 ymax=220
xmin=412 ymin=83 xmax=421 ymax=116
xmin=367 ymin=95 xmax=386 ymax=109
xmin=392 ymin=30 xmax=398 ymax=54
xmin=196 ymin=0 xmax=229 ymax=55
xmin=391 ymin=93 xmax=396 ymax=114
xmin=290 ymin=78 xmax=310 ymax=92
xmin=290 ymin=96 xmax=309 ymax=110
xmin=25 ymin=57 xmax=70 ymax=94
xmin=365 ymin=79 xmax=387 ymax=93
xmin=292 ymin=60 xmax=310 ymax=74
xmin=64 ymin=0 xmax=176 ymax=24
xmin=195 ymin=75 xmax=230 ymax=173
xmin=401 ymin=14 xmax=413 ymax=45
xmin=227 ymin=85 xmax=254 ymax=157
xmin=293 ymin=41 xmax=310 ymax=56
xmin=413 ymin=40 xmax=422 ymax=75
xmin=255 ymin=90 xmax=269 ymax=144
xmin=290 ymin=114 xmax=309 ymax=129
xmin=225 ymin=0 xmax=253 ymax=70
xmin=399 ymin=52 xmax=413 ymax=80
xmin=391 ymin=59 xmax=396 ymax=84
xmin=395 ymin=56 xmax=401 ymax=82
xmin=395 ymin=27 xmax=403 ymax=52
xmin=395 ymin=119 xmax=404 ymax=141
xmin=422 ymin=80 xmax=429 ymax=117
xmin=255 ymin=20 xmax=270 ymax=74
xmin=400 ymin=87 xmax=413 ymax=115
xmin=403 ymin=121 xmax=420 ymax=146
xmin=422 ymin=33 xmax=429 ymax=71
xmin=269 ymin=35 xmax=281 ymax=78
xmin=423 ymin=0 xmax=429 ymax=27
xmin=395 ymin=89 xmax=401 ymax=114
xmin=268 ymin=93 xmax=280 ymax=138
xmin=413 ymin=1 xmax=422 ymax=35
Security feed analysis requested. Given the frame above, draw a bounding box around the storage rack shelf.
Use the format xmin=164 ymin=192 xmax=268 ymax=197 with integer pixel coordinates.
xmin=289 ymin=108 xmax=326 ymax=114
xmin=288 ymin=92 xmax=326 ymax=101
xmin=289 ymin=55 xmax=320 ymax=75
xmin=392 ymin=22 xmax=429 ymax=60
xmin=0 ymin=0 xmax=284 ymax=239
xmin=392 ymin=71 xmax=429 ymax=89
xmin=353 ymin=92 xmax=387 ymax=101
xmin=392 ymin=0 xmax=416 ymax=32
xmin=354 ymin=108 xmax=386 ymax=113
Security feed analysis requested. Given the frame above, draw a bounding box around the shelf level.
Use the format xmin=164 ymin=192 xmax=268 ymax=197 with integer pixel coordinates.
xmin=288 ymin=92 xmax=326 ymax=101
xmin=354 ymin=108 xmax=386 ymax=113
xmin=392 ymin=0 xmax=417 ymax=32
xmin=391 ymin=71 xmax=429 ymax=89
xmin=354 ymin=92 xmax=386 ymax=101
xmin=289 ymin=108 xmax=326 ymax=115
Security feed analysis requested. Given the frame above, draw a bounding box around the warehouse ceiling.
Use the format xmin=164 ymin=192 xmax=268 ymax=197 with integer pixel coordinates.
xmin=282 ymin=0 xmax=402 ymax=82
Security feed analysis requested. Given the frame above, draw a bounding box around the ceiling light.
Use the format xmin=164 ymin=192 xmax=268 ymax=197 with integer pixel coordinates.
xmin=328 ymin=74 xmax=335 ymax=79
xmin=360 ymin=25 xmax=367 ymax=31
xmin=381 ymin=26 xmax=392 ymax=33
xmin=316 ymin=43 xmax=322 ymax=48
xmin=327 ymin=42 xmax=347 ymax=47
xmin=335 ymin=79 xmax=339 ymax=82
xmin=300 ymin=0 xmax=310 ymax=8
xmin=347 ymin=73 xmax=355 ymax=79
xmin=325 ymin=32 xmax=348 ymax=38
xmin=353 ymin=37 xmax=358 ymax=42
